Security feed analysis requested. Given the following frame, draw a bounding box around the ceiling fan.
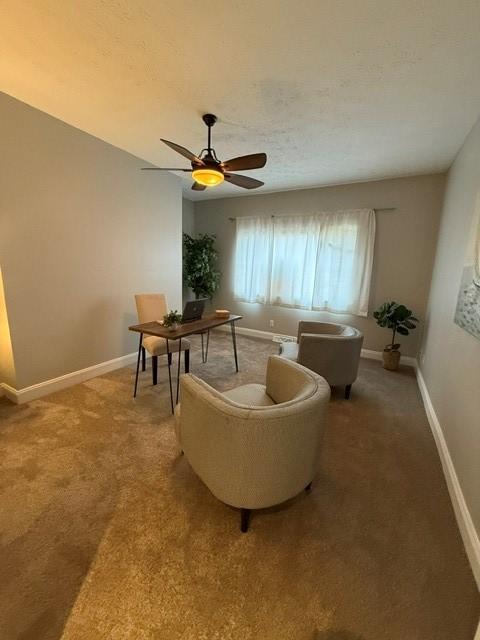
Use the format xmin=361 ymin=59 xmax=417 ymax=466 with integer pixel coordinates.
xmin=142 ymin=113 xmax=267 ymax=191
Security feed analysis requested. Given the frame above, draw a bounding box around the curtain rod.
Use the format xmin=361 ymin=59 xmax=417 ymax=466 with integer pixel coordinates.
xmin=228 ymin=207 xmax=396 ymax=221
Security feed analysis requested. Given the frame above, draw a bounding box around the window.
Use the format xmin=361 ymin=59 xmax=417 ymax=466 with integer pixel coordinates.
xmin=233 ymin=209 xmax=375 ymax=317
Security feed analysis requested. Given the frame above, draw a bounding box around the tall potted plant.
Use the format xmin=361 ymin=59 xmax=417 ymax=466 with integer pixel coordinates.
xmin=373 ymin=302 xmax=418 ymax=371
xmin=183 ymin=233 xmax=220 ymax=299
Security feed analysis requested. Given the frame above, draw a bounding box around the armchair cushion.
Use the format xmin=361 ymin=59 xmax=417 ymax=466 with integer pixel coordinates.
xmin=223 ymin=383 xmax=275 ymax=407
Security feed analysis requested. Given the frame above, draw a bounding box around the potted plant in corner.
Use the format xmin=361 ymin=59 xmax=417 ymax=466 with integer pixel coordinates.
xmin=373 ymin=302 xmax=418 ymax=371
xmin=183 ymin=233 xmax=220 ymax=300
xmin=163 ymin=310 xmax=182 ymax=332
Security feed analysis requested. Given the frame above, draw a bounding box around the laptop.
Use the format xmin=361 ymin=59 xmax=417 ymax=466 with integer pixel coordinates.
xmin=182 ymin=299 xmax=207 ymax=323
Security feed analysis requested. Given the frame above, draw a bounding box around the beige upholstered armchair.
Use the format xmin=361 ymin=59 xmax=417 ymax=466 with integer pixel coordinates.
xmin=134 ymin=294 xmax=190 ymax=386
xmin=280 ymin=321 xmax=363 ymax=399
xmin=175 ymin=355 xmax=330 ymax=532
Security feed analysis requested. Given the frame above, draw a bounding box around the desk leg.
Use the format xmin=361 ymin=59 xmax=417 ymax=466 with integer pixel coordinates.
xmin=205 ymin=329 xmax=210 ymax=363
xmin=166 ymin=339 xmax=174 ymax=414
xmin=231 ymin=321 xmax=239 ymax=372
xmin=133 ymin=333 xmax=143 ymax=398
xmin=176 ymin=338 xmax=182 ymax=405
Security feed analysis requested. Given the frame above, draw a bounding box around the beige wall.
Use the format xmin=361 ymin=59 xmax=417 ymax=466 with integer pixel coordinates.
xmin=0 ymin=92 xmax=182 ymax=389
xmin=182 ymin=198 xmax=195 ymax=237
xmin=420 ymin=116 xmax=480 ymax=539
xmin=182 ymin=198 xmax=195 ymax=304
xmin=194 ymin=174 xmax=445 ymax=356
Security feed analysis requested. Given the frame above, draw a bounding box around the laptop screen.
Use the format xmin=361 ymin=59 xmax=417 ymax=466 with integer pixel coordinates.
xmin=182 ymin=299 xmax=206 ymax=322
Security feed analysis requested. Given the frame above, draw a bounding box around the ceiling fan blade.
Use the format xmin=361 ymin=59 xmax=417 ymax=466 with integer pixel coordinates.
xmin=192 ymin=182 xmax=207 ymax=191
xmin=141 ymin=167 xmax=192 ymax=171
xmin=222 ymin=153 xmax=267 ymax=172
xmin=161 ymin=139 xmax=204 ymax=165
xmin=224 ymin=174 xmax=264 ymax=189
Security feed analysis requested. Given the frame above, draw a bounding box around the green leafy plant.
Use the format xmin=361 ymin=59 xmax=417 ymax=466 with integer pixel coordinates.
xmin=163 ymin=310 xmax=182 ymax=328
xmin=183 ymin=233 xmax=220 ymax=299
xmin=373 ymin=301 xmax=418 ymax=351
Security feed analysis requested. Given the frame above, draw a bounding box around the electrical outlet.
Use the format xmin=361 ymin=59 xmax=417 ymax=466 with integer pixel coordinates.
xmin=269 ymin=319 xmax=275 ymax=328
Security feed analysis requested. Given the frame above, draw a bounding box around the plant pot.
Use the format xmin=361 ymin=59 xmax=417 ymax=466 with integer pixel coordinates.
xmin=169 ymin=323 xmax=179 ymax=332
xmin=382 ymin=349 xmax=401 ymax=371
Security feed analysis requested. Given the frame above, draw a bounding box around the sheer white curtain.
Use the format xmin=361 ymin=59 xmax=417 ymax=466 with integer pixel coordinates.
xmin=233 ymin=216 xmax=273 ymax=303
xmin=233 ymin=209 xmax=375 ymax=316
xmin=312 ymin=209 xmax=375 ymax=316
xmin=270 ymin=215 xmax=320 ymax=309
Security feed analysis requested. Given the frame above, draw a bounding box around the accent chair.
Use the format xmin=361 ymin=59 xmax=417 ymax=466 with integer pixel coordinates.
xmin=279 ymin=321 xmax=363 ymax=399
xmin=175 ymin=355 xmax=330 ymax=532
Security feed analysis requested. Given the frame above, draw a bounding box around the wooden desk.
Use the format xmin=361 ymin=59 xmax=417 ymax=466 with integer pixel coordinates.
xmin=129 ymin=314 xmax=243 ymax=412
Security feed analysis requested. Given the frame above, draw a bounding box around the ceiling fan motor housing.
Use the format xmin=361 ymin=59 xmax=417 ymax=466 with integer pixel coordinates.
xmin=202 ymin=113 xmax=217 ymax=128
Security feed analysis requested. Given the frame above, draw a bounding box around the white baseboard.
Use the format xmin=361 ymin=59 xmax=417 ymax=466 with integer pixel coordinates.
xmin=417 ymin=367 xmax=480 ymax=590
xmin=0 ymin=382 xmax=17 ymax=403
xmin=214 ymin=324 xmax=282 ymax=341
xmin=215 ymin=324 xmax=417 ymax=367
xmin=360 ymin=348 xmax=417 ymax=368
xmin=0 ymin=351 xmax=138 ymax=404
xmin=215 ymin=324 xmax=294 ymax=343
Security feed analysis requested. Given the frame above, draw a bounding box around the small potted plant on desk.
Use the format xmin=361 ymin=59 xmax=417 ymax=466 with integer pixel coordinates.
xmin=373 ymin=302 xmax=418 ymax=371
xmin=163 ymin=310 xmax=183 ymax=332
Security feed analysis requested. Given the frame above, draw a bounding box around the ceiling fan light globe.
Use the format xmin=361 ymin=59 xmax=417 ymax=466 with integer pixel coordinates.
xmin=191 ymin=168 xmax=224 ymax=187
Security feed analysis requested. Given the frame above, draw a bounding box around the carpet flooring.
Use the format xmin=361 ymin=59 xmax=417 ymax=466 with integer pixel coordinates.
xmin=0 ymin=333 xmax=478 ymax=640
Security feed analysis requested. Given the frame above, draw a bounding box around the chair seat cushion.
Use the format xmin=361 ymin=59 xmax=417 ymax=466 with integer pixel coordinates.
xmin=143 ymin=336 xmax=191 ymax=356
xmin=223 ymin=383 xmax=275 ymax=407
xmin=279 ymin=342 xmax=299 ymax=361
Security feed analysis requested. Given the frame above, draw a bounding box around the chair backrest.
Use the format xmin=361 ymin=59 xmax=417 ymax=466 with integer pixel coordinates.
xmin=297 ymin=321 xmax=363 ymax=386
xmin=135 ymin=293 xmax=167 ymax=324
xmin=177 ymin=356 xmax=330 ymax=510
xmin=297 ymin=321 xmax=352 ymax=341
xmin=265 ymin=353 xmax=318 ymax=404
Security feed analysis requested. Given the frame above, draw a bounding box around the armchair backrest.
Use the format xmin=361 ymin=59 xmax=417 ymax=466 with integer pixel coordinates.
xmin=135 ymin=293 xmax=167 ymax=324
xmin=265 ymin=353 xmax=317 ymax=404
xmin=297 ymin=321 xmax=363 ymax=386
xmin=297 ymin=321 xmax=355 ymax=341
xmin=178 ymin=356 xmax=330 ymax=510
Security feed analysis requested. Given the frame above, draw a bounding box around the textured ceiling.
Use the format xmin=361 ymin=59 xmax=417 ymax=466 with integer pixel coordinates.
xmin=1 ymin=1 xmax=480 ymax=200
